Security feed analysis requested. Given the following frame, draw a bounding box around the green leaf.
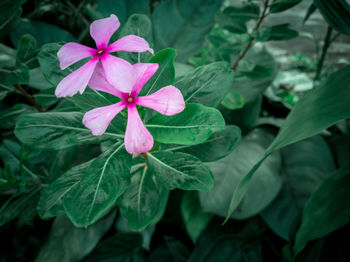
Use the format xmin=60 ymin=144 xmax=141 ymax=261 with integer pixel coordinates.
xmin=162 ymin=125 xmax=241 ymax=162
xmin=0 ymin=140 xmax=40 ymax=180
xmin=0 ymin=44 xmax=16 ymax=68
xmin=98 ymin=0 xmax=150 ymax=24
xmin=152 ymin=0 xmax=222 ymax=62
xmin=37 ymin=160 xmax=91 ymax=219
xmin=0 ymin=188 xmax=41 ymax=226
xmin=200 ymin=128 xmax=282 ymax=220
xmin=11 ymin=19 xmax=76 ymax=47
xmin=314 ymin=0 xmax=350 ymax=35
xmin=62 ymin=143 xmax=131 ymax=227
xmin=226 ymin=65 xmax=350 ymax=221
xmin=261 ymin=135 xmax=336 ymax=241
xmin=16 ymin=34 xmax=39 ymax=69
xmin=221 ymin=95 xmax=262 ymax=132
xmin=119 ymin=166 xmax=169 ymax=231
xmin=34 ymin=88 xmax=58 ymax=107
xmin=140 ymin=48 xmax=176 ymax=96
xmin=35 ymin=213 xmax=115 ymax=262
xmin=83 ymin=233 xmax=144 ymax=262
xmin=14 ymin=112 xmax=122 ymax=150
xmin=148 ymin=151 xmax=213 ymax=191
xmin=221 ymin=90 xmax=244 ymax=110
xmin=189 ymin=219 xmax=262 ymax=261
xmin=0 ymin=103 xmax=36 ymax=129
xmin=117 ymin=14 xmax=153 ymax=63
xmin=270 ymin=0 xmax=303 ymax=13
xmin=0 ymin=0 xmax=24 ymax=38
xmin=0 ymin=63 xmax=30 ymax=86
xmin=28 ymin=67 xmax=52 ymax=90
xmin=181 ymin=191 xmax=213 ymax=243
xmin=175 ymin=62 xmax=234 ymax=107
xmin=235 ymin=46 xmax=278 ymax=103
xmin=38 ymin=43 xmax=85 ymax=88
xmin=294 ymin=164 xmax=350 ymax=255
xmin=216 ymin=4 xmax=260 ymax=34
xmin=147 ymin=103 xmax=225 ymax=145
xmin=256 ymin=24 xmax=298 ymax=41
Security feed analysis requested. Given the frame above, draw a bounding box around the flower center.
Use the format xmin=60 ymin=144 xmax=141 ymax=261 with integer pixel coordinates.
xmin=127 ymin=97 xmax=133 ymax=103
xmin=96 ymin=49 xmax=105 ymax=56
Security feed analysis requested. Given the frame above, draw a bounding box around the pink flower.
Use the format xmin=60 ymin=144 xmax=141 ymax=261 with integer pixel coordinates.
xmin=82 ymin=62 xmax=185 ymax=155
xmin=55 ymin=14 xmax=153 ymax=97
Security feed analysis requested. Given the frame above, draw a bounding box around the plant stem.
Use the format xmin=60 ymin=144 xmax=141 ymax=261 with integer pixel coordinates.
xmin=231 ymin=0 xmax=269 ymax=71
xmin=14 ymin=84 xmax=43 ymax=112
xmin=314 ymin=26 xmax=333 ymax=81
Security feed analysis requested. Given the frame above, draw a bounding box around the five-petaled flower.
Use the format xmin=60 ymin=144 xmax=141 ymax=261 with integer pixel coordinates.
xmin=56 ymin=14 xmax=153 ymax=97
xmin=83 ymin=63 xmax=185 ymax=155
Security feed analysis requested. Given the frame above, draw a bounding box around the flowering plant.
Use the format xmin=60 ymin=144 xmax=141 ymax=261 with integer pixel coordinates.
xmin=1 ymin=0 xmax=350 ymax=261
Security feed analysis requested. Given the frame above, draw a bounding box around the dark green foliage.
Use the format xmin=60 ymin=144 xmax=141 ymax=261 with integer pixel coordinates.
xmin=1 ymin=0 xmax=350 ymax=261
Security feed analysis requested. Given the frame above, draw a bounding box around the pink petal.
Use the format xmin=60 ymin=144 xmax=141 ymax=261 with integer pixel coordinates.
xmin=108 ymin=35 xmax=154 ymax=54
xmin=83 ymin=101 xmax=127 ymax=136
xmin=90 ymin=14 xmax=120 ymax=49
xmin=55 ymin=57 xmax=99 ymax=97
xmin=125 ymin=104 xmax=154 ymax=155
xmin=57 ymin=42 xmax=96 ymax=70
xmin=135 ymin=85 xmax=185 ymax=115
xmin=101 ymin=54 xmax=134 ymax=93
xmin=89 ymin=63 xmax=127 ymax=99
xmin=130 ymin=63 xmax=159 ymax=97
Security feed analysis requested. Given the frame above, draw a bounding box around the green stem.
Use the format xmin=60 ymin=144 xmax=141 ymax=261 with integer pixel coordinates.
xmin=231 ymin=0 xmax=269 ymax=71
xmin=314 ymin=26 xmax=333 ymax=81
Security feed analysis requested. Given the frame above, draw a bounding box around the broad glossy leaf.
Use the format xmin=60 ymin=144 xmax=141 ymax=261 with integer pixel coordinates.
xmin=98 ymin=0 xmax=150 ymax=24
xmin=63 ymin=143 xmax=132 ymax=227
xmin=35 ymin=213 xmax=115 ymax=262
xmin=315 ymin=0 xmax=350 ymax=35
xmin=200 ymin=128 xmax=282 ymax=219
xmin=0 ymin=44 xmax=16 ymax=68
xmin=37 ymin=160 xmax=92 ymax=219
xmin=16 ymin=34 xmax=39 ymax=69
xmin=234 ymin=46 xmax=278 ymax=103
xmin=147 ymin=103 xmax=225 ymax=145
xmin=226 ymin=65 xmax=350 ymax=221
xmin=0 ymin=63 xmax=30 ymax=86
xmin=140 ymin=48 xmax=176 ymax=96
xmin=11 ymin=19 xmax=76 ymax=47
xmin=119 ymin=167 xmax=169 ymax=231
xmin=83 ymin=233 xmax=143 ymax=262
xmin=28 ymin=67 xmax=52 ymax=90
xmin=0 ymin=103 xmax=36 ymax=129
xmin=148 ymin=151 xmax=213 ymax=191
xmin=181 ymin=191 xmax=213 ymax=243
xmin=175 ymin=62 xmax=234 ymax=107
xmin=270 ymin=0 xmax=303 ymax=13
xmin=0 ymin=140 xmax=40 ymax=180
xmin=256 ymin=24 xmax=298 ymax=41
xmin=162 ymin=125 xmax=241 ymax=162
xmin=0 ymin=188 xmax=40 ymax=226
xmin=294 ymin=164 xmax=350 ymax=255
xmin=117 ymin=14 xmax=153 ymax=63
xmin=34 ymin=89 xmax=58 ymax=107
xmin=14 ymin=112 xmax=123 ymax=150
xmin=0 ymin=0 xmax=23 ymax=38
xmin=261 ymin=136 xmax=336 ymax=241
xmin=216 ymin=4 xmax=260 ymax=34
xmin=221 ymin=90 xmax=244 ymax=110
xmin=152 ymin=0 xmax=222 ymax=61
